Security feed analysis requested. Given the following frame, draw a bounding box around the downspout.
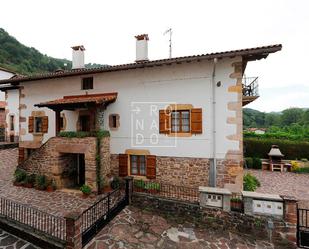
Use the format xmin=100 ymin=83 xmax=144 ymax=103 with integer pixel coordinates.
xmin=209 ymin=58 xmax=217 ymax=187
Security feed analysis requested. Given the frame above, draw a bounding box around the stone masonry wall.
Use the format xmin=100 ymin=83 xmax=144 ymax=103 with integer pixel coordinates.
xmin=100 ymin=136 xmax=111 ymax=180
xmin=111 ymin=154 xmax=210 ymax=188
xmin=132 ymin=194 xmax=297 ymax=248
xmin=20 ymin=137 xmax=97 ymax=189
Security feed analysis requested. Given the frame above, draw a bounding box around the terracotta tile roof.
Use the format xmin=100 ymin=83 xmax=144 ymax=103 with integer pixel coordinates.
xmin=0 ymin=101 xmax=5 ymax=109
xmin=0 ymin=44 xmax=282 ymax=84
xmin=35 ymin=92 xmax=117 ymax=108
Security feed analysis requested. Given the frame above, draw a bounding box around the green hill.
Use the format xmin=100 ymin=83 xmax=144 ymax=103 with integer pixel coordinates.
xmin=0 ymin=28 xmax=103 ymax=75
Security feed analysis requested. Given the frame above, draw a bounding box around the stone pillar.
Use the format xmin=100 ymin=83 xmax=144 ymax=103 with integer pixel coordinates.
xmin=281 ymin=195 xmax=298 ymax=243
xmin=65 ymin=212 xmax=82 ymax=249
xmin=124 ymin=176 xmax=133 ymax=205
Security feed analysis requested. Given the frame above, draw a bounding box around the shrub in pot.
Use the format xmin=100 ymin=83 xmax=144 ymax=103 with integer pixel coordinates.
xmin=144 ymin=182 xmax=160 ymax=194
xmin=35 ymin=175 xmax=47 ymax=190
xmin=252 ymin=157 xmax=262 ymax=169
xmin=111 ymin=177 xmax=121 ymax=190
xmin=46 ymin=179 xmax=56 ymax=192
xmin=13 ymin=168 xmax=27 ymax=185
xmin=230 ymin=197 xmax=243 ymax=211
xmin=134 ymin=179 xmax=145 ymax=192
xmin=80 ymin=184 xmax=92 ymax=196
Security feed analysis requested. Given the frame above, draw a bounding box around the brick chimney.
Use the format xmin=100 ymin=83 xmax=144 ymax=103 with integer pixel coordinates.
xmin=71 ymin=45 xmax=85 ymax=69
xmin=135 ymin=34 xmax=149 ymax=62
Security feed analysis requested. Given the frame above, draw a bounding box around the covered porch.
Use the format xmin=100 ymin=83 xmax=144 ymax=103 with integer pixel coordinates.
xmin=35 ymin=92 xmax=117 ymax=135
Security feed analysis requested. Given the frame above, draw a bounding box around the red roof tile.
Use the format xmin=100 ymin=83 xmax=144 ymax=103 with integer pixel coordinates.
xmin=35 ymin=92 xmax=117 ymax=108
xmin=0 ymin=44 xmax=282 ymax=84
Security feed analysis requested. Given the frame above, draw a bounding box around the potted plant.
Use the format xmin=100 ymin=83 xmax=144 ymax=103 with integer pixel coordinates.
xmin=13 ymin=168 xmax=27 ymax=186
xmin=25 ymin=174 xmax=36 ymax=188
xmin=144 ymin=182 xmax=160 ymax=194
xmin=231 ymin=197 xmax=243 ymax=211
xmin=110 ymin=176 xmax=121 ymax=190
xmin=35 ymin=175 xmax=47 ymax=190
xmin=80 ymin=184 xmax=92 ymax=197
xmin=46 ymin=178 xmax=56 ymax=192
xmin=134 ymin=179 xmax=145 ymax=192
xmin=103 ymin=181 xmax=112 ymax=193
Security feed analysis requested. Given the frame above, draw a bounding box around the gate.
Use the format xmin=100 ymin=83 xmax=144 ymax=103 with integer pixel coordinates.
xmin=81 ymin=180 xmax=130 ymax=247
xmin=298 ymin=208 xmax=309 ymax=248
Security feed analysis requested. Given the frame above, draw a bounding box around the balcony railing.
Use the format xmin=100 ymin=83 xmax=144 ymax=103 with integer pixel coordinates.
xmin=242 ymin=77 xmax=259 ymax=97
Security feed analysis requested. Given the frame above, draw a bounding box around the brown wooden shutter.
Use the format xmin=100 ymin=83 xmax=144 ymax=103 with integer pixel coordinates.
xmin=119 ymin=154 xmax=128 ymax=177
xmin=42 ymin=116 xmax=48 ymax=133
xmin=146 ymin=155 xmax=156 ymax=179
xmin=191 ymin=108 xmax=202 ymax=134
xmin=159 ymin=110 xmax=170 ymax=134
xmin=28 ymin=116 xmax=34 ymax=133
xmin=18 ymin=147 xmax=25 ymax=164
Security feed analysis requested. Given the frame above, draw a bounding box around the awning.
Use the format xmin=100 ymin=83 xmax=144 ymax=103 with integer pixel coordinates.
xmin=35 ymin=92 xmax=117 ymax=110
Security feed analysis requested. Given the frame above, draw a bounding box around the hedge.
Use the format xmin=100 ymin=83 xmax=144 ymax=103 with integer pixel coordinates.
xmin=244 ymin=137 xmax=309 ymax=160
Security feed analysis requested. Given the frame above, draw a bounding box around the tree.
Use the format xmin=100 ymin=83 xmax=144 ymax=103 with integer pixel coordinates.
xmin=281 ymin=108 xmax=304 ymax=126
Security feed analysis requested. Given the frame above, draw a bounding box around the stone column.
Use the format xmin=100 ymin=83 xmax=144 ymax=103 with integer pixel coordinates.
xmin=65 ymin=212 xmax=82 ymax=249
xmin=281 ymin=195 xmax=298 ymax=243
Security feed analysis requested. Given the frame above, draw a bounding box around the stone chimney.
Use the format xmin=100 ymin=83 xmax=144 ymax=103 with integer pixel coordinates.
xmin=71 ymin=45 xmax=85 ymax=69
xmin=135 ymin=34 xmax=149 ymax=62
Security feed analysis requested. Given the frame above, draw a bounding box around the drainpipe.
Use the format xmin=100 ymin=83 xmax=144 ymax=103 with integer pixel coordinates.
xmin=209 ymin=58 xmax=217 ymax=187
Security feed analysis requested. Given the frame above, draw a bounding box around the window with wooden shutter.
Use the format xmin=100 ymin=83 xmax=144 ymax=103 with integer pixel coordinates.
xmin=42 ymin=116 xmax=48 ymax=133
xmin=146 ymin=155 xmax=156 ymax=179
xmin=159 ymin=110 xmax=170 ymax=134
xmin=119 ymin=154 xmax=128 ymax=177
xmin=28 ymin=116 xmax=34 ymax=133
xmin=191 ymin=108 xmax=202 ymax=134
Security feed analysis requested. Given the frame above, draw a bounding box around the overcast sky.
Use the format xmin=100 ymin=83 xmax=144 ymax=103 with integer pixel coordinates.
xmin=1 ymin=0 xmax=308 ymax=112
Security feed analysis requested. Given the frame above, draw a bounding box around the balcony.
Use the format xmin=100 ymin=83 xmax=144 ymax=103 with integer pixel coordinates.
xmin=242 ymin=77 xmax=259 ymax=106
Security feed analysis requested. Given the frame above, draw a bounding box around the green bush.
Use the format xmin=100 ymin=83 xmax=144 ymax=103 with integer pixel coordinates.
xmin=252 ymin=157 xmax=262 ymax=169
xmin=80 ymin=184 xmax=92 ymax=195
xmin=59 ymin=130 xmax=110 ymax=138
xmin=244 ymin=157 xmax=253 ymax=168
xmin=144 ymin=182 xmax=161 ymax=191
xmin=293 ymin=167 xmax=309 ymax=174
xmin=14 ymin=169 xmax=27 ymax=183
xmin=134 ymin=180 xmax=146 ymax=189
xmin=244 ymin=137 xmax=309 ymax=160
xmin=111 ymin=177 xmax=121 ymax=190
xmin=243 ymin=173 xmax=261 ymax=191
xmin=35 ymin=175 xmax=47 ymax=190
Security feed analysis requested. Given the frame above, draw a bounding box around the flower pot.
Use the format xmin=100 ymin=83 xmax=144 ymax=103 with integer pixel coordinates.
xmin=103 ymin=186 xmax=112 ymax=193
xmin=46 ymin=186 xmax=54 ymax=192
xmin=13 ymin=181 xmax=22 ymax=187
xmin=24 ymin=183 xmax=33 ymax=188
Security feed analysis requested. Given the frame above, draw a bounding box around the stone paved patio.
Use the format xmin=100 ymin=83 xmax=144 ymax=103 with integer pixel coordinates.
xmin=0 ymin=229 xmax=38 ymax=249
xmin=0 ymin=148 xmax=103 ymax=216
xmin=245 ymin=169 xmax=309 ymax=207
xmin=84 ymin=206 xmax=275 ymax=249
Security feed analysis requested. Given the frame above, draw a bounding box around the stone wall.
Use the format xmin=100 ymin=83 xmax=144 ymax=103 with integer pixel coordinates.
xmin=100 ymin=136 xmax=111 ymax=180
xmin=132 ymin=194 xmax=297 ymax=248
xmin=111 ymin=154 xmax=242 ymax=189
xmin=20 ymin=137 xmax=98 ymax=189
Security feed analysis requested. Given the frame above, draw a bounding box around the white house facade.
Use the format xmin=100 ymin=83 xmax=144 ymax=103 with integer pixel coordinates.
xmin=0 ymin=36 xmax=281 ymax=192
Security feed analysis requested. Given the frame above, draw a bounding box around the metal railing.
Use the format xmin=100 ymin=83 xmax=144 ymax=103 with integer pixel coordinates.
xmin=133 ymin=179 xmax=199 ymax=203
xmin=0 ymin=197 xmax=66 ymax=241
xmin=81 ymin=183 xmax=129 ymax=246
xmin=242 ymin=77 xmax=259 ymax=97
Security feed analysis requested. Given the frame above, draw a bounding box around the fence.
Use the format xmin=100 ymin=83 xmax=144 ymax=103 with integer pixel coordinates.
xmin=81 ymin=180 xmax=129 ymax=247
xmin=133 ymin=179 xmax=199 ymax=203
xmin=0 ymin=197 xmax=66 ymax=241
